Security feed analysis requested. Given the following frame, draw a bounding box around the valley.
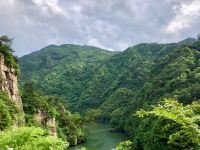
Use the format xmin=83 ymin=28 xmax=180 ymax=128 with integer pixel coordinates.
xmin=0 ymin=35 xmax=200 ymax=149
xmin=1 ymin=1 xmax=200 ymax=149
xmin=19 ymin=36 xmax=200 ymax=149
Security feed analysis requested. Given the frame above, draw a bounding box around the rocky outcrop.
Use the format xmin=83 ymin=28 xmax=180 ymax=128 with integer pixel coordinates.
xmin=0 ymin=53 xmax=57 ymax=134
xmin=0 ymin=54 xmax=57 ymax=135
xmin=46 ymin=117 xmax=57 ymax=136
xmin=0 ymin=54 xmax=23 ymax=111
xmin=34 ymin=109 xmax=57 ymax=136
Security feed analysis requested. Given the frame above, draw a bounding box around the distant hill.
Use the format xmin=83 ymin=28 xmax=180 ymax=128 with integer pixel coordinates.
xmin=177 ymin=37 xmax=197 ymax=45
xmin=19 ymin=44 xmax=116 ymax=108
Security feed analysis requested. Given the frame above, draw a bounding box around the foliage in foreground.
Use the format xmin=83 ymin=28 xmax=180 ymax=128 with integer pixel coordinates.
xmin=0 ymin=92 xmax=18 ymax=130
xmin=0 ymin=127 xmax=68 ymax=150
xmin=136 ymin=99 xmax=200 ymax=150
xmin=22 ymin=81 xmax=85 ymax=146
xmin=114 ymin=140 xmax=132 ymax=150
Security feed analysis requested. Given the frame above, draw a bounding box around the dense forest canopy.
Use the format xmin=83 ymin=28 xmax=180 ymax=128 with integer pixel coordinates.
xmin=136 ymin=99 xmax=200 ymax=149
xmin=19 ymin=35 xmax=200 ymax=149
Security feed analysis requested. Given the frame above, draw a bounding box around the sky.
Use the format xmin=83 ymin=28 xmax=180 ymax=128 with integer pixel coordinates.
xmin=0 ymin=0 xmax=200 ymax=56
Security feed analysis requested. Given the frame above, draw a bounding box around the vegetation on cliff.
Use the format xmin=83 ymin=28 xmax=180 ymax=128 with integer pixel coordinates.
xmin=22 ymin=81 xmax=85 ymax=146
xmin=0 ymin=92 xmax=18 ymax=130
xmin=0 ymin=36 xmax=19 ymax=75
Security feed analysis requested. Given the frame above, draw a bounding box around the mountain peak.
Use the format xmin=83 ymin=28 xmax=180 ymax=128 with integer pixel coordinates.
xmin=178 ymin=37 xmax=197 ymax=45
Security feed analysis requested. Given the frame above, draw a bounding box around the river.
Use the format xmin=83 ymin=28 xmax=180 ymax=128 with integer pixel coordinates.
xmin=69 ymin=122 xmax=128 ymax=150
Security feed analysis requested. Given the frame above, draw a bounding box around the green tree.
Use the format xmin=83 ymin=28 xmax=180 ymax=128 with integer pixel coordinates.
xmin=136 ymin=99 xmax=200 ymax=149
xmin=0 ymin=36 xmax=13 ymax=49
xmin=0 ymin=92 xmax=18 ymax=130
xmin=0 ymin=127 xmax=68 ymax=150
xmin=0 ymin=35 xmax=19 ymax=75
xmin=114 ymin=140 xmax=132 ymax=150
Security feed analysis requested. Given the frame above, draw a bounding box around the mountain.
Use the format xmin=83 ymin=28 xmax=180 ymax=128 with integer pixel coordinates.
xmin=20 ymin=44 xmax=116 ymax=108
xmin=177 ymin=37 xmax=197 ymax=45
xmin=128 ymin=40 xmax=200 ymax=149
xmin=19 ymin=38 xmax=200 ymax=149
xmin=19 ymin=42 xmax=182 ymax=111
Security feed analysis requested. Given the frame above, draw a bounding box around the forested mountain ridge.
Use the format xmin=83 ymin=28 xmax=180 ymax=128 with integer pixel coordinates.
xmin=77 ymin=42 xmax=180 ymax=111
xmin=20 ymin=44 xmax=115 ymax=79
xmin=20 ymin=44 xmax=116 ymax=109
xmin=19 ymin=37 xmax=200 ymax=149
xmin=19 ymin=39 xmax=195 ymax=111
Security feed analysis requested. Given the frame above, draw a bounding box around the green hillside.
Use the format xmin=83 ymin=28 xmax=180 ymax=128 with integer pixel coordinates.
xmin=20 ymin=44 xmax=115 ymax=109
xmin=19 ymin=38 xmax=200 ymax=149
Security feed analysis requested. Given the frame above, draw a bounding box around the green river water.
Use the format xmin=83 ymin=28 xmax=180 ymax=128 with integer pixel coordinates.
xmin=69 ymin=122 xmax=128 ymax=150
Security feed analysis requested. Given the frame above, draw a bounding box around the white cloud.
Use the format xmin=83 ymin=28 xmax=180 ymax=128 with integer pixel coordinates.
xmin=0 ymin=0 xmax=199 ymax=56
xmin=166 ymin=0 xmax=200 ymax=33
xmin=71 ymin=4 xmax=82 ymax=13
xmin=87 ymin=38 xmax=114 ymax=51
xmin=32 ymin=0 xmax=66 ymax=16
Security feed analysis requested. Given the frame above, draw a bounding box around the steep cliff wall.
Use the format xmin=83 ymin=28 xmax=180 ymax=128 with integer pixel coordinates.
xmin=0 ymin=53 xmax=57 ymax=134
xmin=0 ymin=54 xmax=23 ymax=111
xmin=34 ymin=109 xmax=57 ymax=136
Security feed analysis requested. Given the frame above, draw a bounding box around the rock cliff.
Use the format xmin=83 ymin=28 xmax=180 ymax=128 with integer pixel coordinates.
xmin=0 ymin=53 xmax=57 ymax=134
xmin=34 ymin=109 xmax=57 ymax=136
xmin=0 ymin=54 xmax=23 ymax=111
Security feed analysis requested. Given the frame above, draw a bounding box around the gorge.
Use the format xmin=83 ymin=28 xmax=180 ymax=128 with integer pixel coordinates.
xmin=0 ymin=35 xmax=200 ymax=149
xmin=19 ymin=36 xmax=200 ymax=149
